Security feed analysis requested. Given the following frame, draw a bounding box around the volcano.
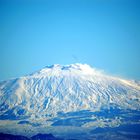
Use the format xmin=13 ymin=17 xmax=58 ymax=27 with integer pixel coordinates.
xmin=0 ymin=64 xmax=140 ymax=140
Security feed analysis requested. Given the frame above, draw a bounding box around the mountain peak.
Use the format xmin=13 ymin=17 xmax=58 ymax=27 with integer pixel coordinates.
xmin=32 ymin=63 xmax=102 ymax=76
xmin=44 ymin=63 xmax=92 ymax=70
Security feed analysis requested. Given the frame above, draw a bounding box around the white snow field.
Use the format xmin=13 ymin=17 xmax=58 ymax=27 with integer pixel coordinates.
xmin=0 ymin=64 xmax=140 ymax=140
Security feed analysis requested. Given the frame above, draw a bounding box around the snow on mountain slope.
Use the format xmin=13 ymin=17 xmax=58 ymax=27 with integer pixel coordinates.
xmin=0 ymin=63 xmax=140 ymax=120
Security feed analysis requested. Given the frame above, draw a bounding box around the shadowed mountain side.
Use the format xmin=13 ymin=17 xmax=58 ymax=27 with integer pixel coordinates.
xmin=0 ymin=133 xmax=64 ymax=140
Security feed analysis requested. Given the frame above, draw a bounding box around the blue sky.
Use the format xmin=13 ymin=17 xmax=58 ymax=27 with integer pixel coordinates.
xmin=0 ymin=0 xmax=140 ymax=81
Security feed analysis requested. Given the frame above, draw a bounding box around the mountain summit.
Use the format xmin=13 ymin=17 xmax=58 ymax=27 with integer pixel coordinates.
xmin=0 ymin=64 xmax=140 ymax=139
xmin=31 ymin=63 xmax=102 ymax=76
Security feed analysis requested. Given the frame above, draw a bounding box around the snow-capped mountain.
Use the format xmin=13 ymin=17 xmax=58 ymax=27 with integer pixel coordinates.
xmin=0 ymin=63 xmax=140 ymax=119
xmin=0 ymin=64 xmax=140 ymax=140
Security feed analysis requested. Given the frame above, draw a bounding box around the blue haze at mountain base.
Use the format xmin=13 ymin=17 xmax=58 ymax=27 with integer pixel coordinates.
xmin=1 ymin=108 xmax=140 ymax=139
